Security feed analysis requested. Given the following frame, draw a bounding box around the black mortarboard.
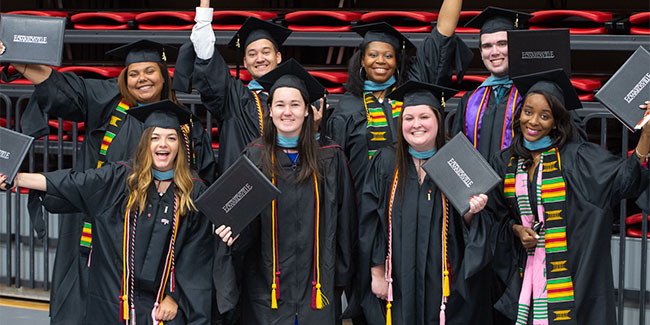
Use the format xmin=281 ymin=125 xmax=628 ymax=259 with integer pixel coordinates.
xmin=256 ymin=59 xmax=327 ymax=104
xmin=512 ymin=68 xmax=582 ymax=110
xmin=464 ymin=7 xmax=533 ymax=35
xmin=388 ymin=80 xmax=459 ymax=109
xmin=106 ymin=40 xmax=175 ymax=66
xmin=127 ymin=100 xmax=193 ymax=131
xmin=227 ymin=17 xmax=292 ymax=53
xmin=351 ymin=22 xmax=415 ymax=52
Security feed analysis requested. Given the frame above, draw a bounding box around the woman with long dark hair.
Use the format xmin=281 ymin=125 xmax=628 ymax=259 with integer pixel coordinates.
xmin=215 ymin=59 xmax=356 ymax=324
xmin=358 ymin=81 xmax=494 ymax=325
xmin=489 ymin=69 xmax=650 ymax=324
xmin=0 ymin=101 xmax=213 ymax=324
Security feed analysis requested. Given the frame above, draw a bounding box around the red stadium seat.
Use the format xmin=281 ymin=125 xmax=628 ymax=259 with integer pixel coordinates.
xmin=70 ymin=12 xmax=136 ymax=30
xmin=360 ymin=11 xmax=438 ymax=33
xmin=308 ymin=71 xmax=348 ymax=94
xmin=529 ymin=10 xmax=612 ymax=35
xmin=284 ymin=11 xmax=361 ymax=32
xmin=39 ymin=134 xmax=71 ymax=141
xmin=212 ymin=11 xmax=277 ymax=30
xmin=6 ymin=11 xmax=68 ymax=17
xmin=58 ymin=66 xmax=123 ymax=79
xmin=630 ymin=12 xmax=650 ymax=35
xmin=451 ymin=74 xmax=489 ymax=97
xmin=454 ymin=11 xmax=481 ymax=34
xmin=229 ymin=69 xmax=253 ymax=82
xmin=135 ymin=11 xmax=195 ymax=30
xmin=626 ymin=213 xmax=650 ymax=238
xmin=571 ymin=78 xmax=601 ymax=101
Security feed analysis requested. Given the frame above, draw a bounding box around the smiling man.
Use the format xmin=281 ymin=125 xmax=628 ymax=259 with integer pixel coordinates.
xmin=173 ymin=0 xmax=291 ymax=174
xmin=451 ymin=7 xmax=533 ymax=160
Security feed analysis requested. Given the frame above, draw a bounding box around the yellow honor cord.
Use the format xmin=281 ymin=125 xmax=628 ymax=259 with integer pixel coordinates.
xmin=386 ymin=302 xmax=392 ymax=325
xmin=122 ymin=195 xmax=133 ymax=320
xmin=270 ymin=154 xmax=278 ymax=309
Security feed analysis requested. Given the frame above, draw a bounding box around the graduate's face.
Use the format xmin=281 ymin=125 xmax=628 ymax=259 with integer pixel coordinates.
xmin=150 ymin=127 xmax=179 ymax=172
xmin=402 ymin=105 xmax=439 ymax=152
xmin=126 ymin=62 xmax=164 ymax=104
xmin=269 ymin=87 xmax=308 ymax=138
xmin=243 ymin=39 xmax=282 ymax=80
xmin=520 ymin=94 xmax=556 ymax=142
xmin=362 ymin=41 xmax=397 ymax=84
xmin=479 ymin=31 xmax=509 ymax=78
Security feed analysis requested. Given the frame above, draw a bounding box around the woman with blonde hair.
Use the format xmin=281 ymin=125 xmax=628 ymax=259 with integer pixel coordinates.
xmin=0 ymin=39 xmax=216 ymax=324
xmin=1 ymin=101 xmax=213 ymax=324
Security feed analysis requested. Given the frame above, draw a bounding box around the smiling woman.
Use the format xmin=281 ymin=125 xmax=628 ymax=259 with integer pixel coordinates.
xmin=0 ymin=101 xmax=213 ymax=324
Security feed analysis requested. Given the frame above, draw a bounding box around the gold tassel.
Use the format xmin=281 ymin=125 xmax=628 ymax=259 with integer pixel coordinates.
xmin=442 ymin=270 xmax=450 ymax=297
xmin=441 ymin=94 xmax=446 ymax=108
xmin=122 ymin=295 xmax=129 ymax=320
xmin=515 ymin=15 xmax=519 ymax=28
xmin=316 ymin=284 xmax=324 ymax=309
xmin=271 ymin=285 xmax=278 ymax=309
xmin=236 ymin=35 xmax=241 ymax=49
xmin=386 ymin=302 xmax=392 ymax=325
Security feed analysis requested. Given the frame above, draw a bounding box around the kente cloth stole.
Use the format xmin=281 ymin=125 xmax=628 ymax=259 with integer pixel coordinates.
xmin=97 ymin=100 xmax=130 ymax=169
xmin=504 ymin=148 xmax=576 ymax=325
xmin=465 ymin=86 xmax=521 ymax=151
xmin=364 ymin=92 xmax=402 ymax=159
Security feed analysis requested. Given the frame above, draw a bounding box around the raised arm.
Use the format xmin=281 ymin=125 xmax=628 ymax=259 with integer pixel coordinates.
xmin=192 ymin=0 xmax=215 ymax=60
xmin=10 ymin=63 xmax=52 ymax=85
xmin=436 ymin=0 xmax=462 ymax=37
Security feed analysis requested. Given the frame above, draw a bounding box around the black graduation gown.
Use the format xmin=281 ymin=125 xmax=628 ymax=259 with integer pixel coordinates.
xmin=327 ymin=29 xmax=473 ymax=201
xmin=40 ymin=162 xmax=213 ymax=324
xmin=488 ymin=141 xmax=649 ymax=325
xmin=19 ymin=70 xmax=217 ymax=324
xmin=358 ymin=147 xmax=494 ymax=325
xmin=452 ymin=87 xmax=518 ymax=160
xmin=219 ymin=138 xmax=356 ymax=324
xmin=179 ymin=43 xmax=268 ymax=174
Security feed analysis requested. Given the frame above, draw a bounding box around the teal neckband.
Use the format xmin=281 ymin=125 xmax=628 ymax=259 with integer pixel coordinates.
xmin=277 ymin=135 xmax=299 ymax=148
xmin=364 ymin=76 xmax=396 ymax=92
xmin=523 ymin=136 xmax=553 ymax=151
xmin=153 ymin=169 xmax=174 ymax=181
xmin=408 ymin=146 xmax=436 ymax=159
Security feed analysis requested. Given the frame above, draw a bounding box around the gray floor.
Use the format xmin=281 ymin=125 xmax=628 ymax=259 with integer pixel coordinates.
xmin=0 ymin=305 xmax=49 ymax=325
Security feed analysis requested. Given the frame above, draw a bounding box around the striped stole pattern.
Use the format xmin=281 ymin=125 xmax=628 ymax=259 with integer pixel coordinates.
xmin=97 ymin=100 xmax=130 ymax=168
xmin=363 ymin=92 xmax=402 ymax=159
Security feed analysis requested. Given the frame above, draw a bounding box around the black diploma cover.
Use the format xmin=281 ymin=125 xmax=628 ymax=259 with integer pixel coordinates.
xmin=195 ymin=155 xmax=281 ymax=236
xmin=422 ymin=133 xmax=501 ymax=215
xmin=0 ymin=127 xmax=34 ymax=183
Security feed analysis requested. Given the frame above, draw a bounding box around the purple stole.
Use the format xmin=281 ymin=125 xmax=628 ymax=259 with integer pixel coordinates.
xmin=464 ymin=85 xmax=521 ymax=150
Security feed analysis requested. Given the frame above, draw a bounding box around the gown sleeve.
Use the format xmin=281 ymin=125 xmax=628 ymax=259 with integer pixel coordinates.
xmin=41 ymin=162 xmax=129 ymax=218
xmin=451 ymin=91 xmax=470 ymax=138
xmin=571 ymin=142 xmax=649 ymax=210
xmin=406 ymin=28 xmax=473 ymax=86
xmin=168 ymin=192 xmax=214 ymax=324
xmin=333 ymin=147 xmax=357 ymax=287
xmin=21 ymin=70 xmax=119 ymax=138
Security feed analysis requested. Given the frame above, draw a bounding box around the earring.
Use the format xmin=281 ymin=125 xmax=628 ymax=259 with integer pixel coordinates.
xmin=359 ymin=66 xmax=366 ymax=80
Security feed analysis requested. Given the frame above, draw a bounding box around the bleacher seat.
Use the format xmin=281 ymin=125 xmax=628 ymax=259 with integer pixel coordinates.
xmin=6 ymin=11 xmax=68 ymax=17
xmin=529 ymin=10 xmax=612 ymax=34
xmin=284 ymin=11 xmax=361 ymax=32
xmin=58 ymin=66 xmax=123 ymax=78
xmin=135 ymin=11 xmax=195 ymax=30
xmin=229 ymin=69 xmax=253 ymax=82
xmin=452 ymin=74 xmax=488 ymax=97
xmin=571 ymin=78 xmax=601 ymax=101
xmin=630 ymin=12 xmax=650 ymax=35
xmin=212 ymin=11 xmax=277 ymax=30
xmin=626 ymin=213 xmax=650 ymax=238
xmin=454 ymin=11 xmax=482 ymax=34
xmin=308 ymin=71 xmax=347 ymax=94
xmin=70 ymin=12 xmax=136 ymax=30
xmin=360 ymin=11 xmax=438 ymax=33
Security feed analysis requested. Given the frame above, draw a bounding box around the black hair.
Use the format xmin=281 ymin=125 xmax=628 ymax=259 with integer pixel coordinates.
xmin=344 ymin=42 xmax=411 ymax=98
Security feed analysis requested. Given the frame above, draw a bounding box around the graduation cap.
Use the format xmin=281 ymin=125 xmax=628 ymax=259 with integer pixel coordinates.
xmin=351 ymin=22 xmax=415 ymax=52
xmin=388 ymin=80 xmax=459 ymax=109
xmin=256 ymin=58 xmax=327 ymax=103
xmin=512 ymin=68 xmax=582 ymax=110
xmin=464 ymin=7 xmax=533 ymax=35
xmin=227 ymin=17 xmax=292 ymax=53
xmin=127 ymin=100 xmax=193 ymax=131
xmin=106 ymin=39 xmax=175 ymax=66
